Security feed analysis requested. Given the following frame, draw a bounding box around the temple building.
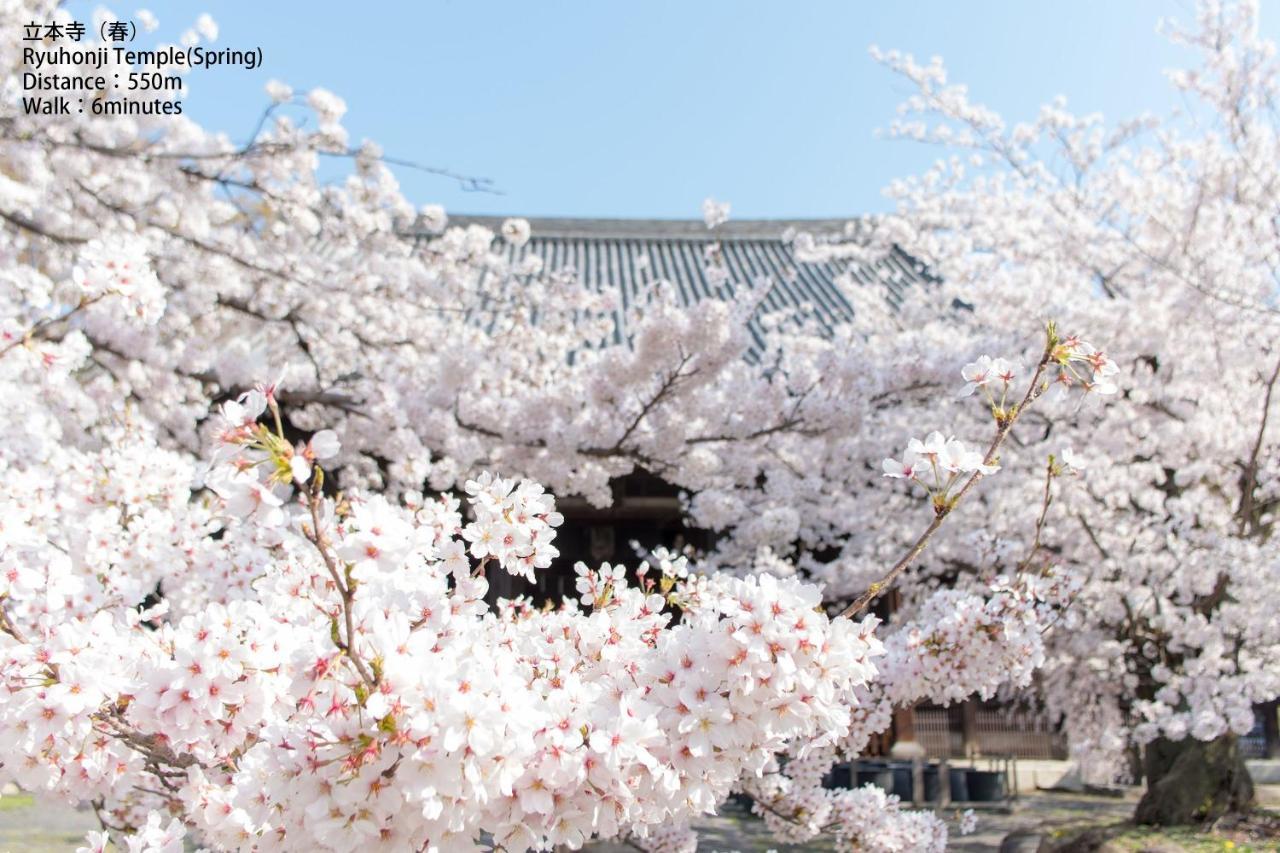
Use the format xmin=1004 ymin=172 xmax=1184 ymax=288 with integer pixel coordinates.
xmin=449 ymin=214 xmax=928 ymax=596
xmin=440 ymin=215 xmax=1280 ymax=764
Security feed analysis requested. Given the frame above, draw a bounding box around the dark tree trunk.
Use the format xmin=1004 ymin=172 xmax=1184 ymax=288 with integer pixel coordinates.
xmin=1134 ymin=735 xmax=1254 ymax=825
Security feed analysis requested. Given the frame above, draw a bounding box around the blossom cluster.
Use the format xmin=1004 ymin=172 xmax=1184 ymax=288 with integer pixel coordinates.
xmin=958 ymin=354 xmax=1019 ymax=400
xmin=882 ymin=430 xmax=998 ymax=500
xmin=78 ymin=814 xmax=186 ymax=853
xmin=1049 ymin=336 xmax=1119 ymax=400
xmin=5 ymin=0 xmax=1276 ymax=842
xmin=461 ymin=472 xmax=563 ymax=581
xmin=2 ymin=365 xmax=897 ymax=850
xmin=740 ymin=573 xmax=1073 ymax=847
xmin=855 ymin=0 xmax=1280 ymax=786
xmin=172 ymin=526 xmax=883 ymax=851
xmin=72 ymin=237 xmax=166 ymax=325
xmin=746 ymin=757 xmax=948 ymax=853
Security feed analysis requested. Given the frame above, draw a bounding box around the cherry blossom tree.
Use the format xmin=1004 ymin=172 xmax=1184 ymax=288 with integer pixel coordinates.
xmin=1 ymin=4 xmax=1109 ymax=851
xmin=5 ymin=0 xmax=1270 ymax=848
xmin=4 ymin=248 xmax=1105 ymax=852
xmin=788 ymin=0 xmax=1280 ymax=824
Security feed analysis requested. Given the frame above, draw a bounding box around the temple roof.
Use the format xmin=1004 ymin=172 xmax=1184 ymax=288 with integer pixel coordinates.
xmin=444 ymin=216 xmax=931 ymax=351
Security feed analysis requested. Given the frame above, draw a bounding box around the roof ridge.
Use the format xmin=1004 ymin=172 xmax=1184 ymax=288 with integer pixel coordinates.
xmin=443 ymin=215 xmax=862 ymax=241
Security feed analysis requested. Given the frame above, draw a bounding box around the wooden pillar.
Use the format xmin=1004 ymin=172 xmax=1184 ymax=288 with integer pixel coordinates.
xmin=961 ymin=699 xmax=980 ymax=758
xmin=895 ymin=705 xmax=917 ymax=742
xmin=890 ymin=704 xmax=926 ymax=758
xmin=886 ymin=588 xmax=926 ymax=758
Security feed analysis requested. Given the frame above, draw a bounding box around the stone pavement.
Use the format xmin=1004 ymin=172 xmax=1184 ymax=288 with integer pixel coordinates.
xmin=584 ymin=793 xmax=1138 ymax=852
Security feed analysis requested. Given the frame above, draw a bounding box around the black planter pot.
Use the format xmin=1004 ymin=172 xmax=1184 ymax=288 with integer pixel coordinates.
xmin=948 ymin=766 xmax=970 ymax=802
xmin=888 ymin=762 xmax=913 ymax=800
xmin=922 ymin=766 xmax=941 ymax=801
xmin=822 ymin=762 xmax=852 ymax=789
xmin=855 ymin=767 xmax=895 ymax=792
xmin=966 ymin=769 xmax=1007 ymax=801
xmin=852 ymin=761 xmax=981 ymax=802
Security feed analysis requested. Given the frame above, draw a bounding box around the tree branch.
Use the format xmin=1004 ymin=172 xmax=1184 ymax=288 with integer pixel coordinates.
xmin=837 ymin=333 xmax=1057 ymax=619
xmin=1237 ymin=351 xmax=1280 ymax=535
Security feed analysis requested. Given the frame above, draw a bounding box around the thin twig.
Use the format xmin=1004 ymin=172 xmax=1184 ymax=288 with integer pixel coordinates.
xmin=303 ymin=472 xmax=376 ymax=687
xmin=0 ymin=296 xmax=104 ymax=358
xmin=837 ymin=334 xmax=1057 ymax=619
xmin=1015 ymin=459 xmax=1056 ymax=574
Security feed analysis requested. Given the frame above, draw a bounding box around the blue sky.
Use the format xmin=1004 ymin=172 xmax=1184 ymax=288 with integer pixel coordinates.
xmin=73 ymin=2 xmax=1280 ymax=218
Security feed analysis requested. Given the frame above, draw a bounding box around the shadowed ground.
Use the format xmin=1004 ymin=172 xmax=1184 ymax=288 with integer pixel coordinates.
xmin=583 ymin=793 xmax=1136 ymax=852
xmin=2 ymin=788 xmax=1276 ymax=851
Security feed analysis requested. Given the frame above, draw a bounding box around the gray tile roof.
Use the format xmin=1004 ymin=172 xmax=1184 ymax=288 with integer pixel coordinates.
xmin=443 ymin=216 xmax=931 ymax=354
